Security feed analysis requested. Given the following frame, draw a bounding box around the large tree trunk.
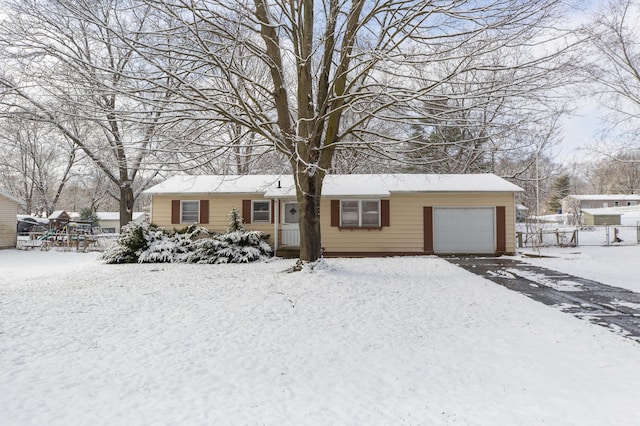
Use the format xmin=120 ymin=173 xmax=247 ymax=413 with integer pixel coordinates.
xmin=119 ymin=183 xmax=134 ymax=230
xmin=295 ymin=170 xmax=324 ymax=262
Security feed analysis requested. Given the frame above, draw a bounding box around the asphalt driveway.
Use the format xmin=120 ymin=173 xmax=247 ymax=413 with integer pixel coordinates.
xmin=446 ymin=256 xmax=640 ymax=342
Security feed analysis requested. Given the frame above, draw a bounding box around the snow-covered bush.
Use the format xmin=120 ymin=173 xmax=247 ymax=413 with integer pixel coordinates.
xmin=138 ymin=224 xmax=213 ymax=263
xmin=100 ymin=213 xmax=272 ymax=264
xmin=227 ymin=207 xmax=244 ymax=232
xmin=186 ymin=229 xmax=272 ymax=264
xmin=99 ymin=222 xmax=153 ymax=264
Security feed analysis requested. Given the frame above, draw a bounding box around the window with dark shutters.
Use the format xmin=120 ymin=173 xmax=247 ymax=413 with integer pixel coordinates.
xmin=330 ymin=199 xmax=390 ymax=228
xmin=171 ymin=200 xmax=207 ymax=224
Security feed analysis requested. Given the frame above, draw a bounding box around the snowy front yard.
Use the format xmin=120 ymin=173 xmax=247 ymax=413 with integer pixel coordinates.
xmin=2 ymin=249 xmax=640 ymax=425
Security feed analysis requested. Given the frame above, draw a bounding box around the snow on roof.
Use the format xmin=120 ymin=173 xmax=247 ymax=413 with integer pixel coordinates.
xmin=566 ymin=194 xmax=640 ymax=201
xmin=96 ymin=212 xmax=145 ymax=221
xmin=48 ymin=210 xmax=68 ymax=219
xmin=581 ymin=208 xmax=623 ymax=216
xmin=144 ymin=174 xmax=523 ymax=197
xmin=0 ymin=190 xmax=23 ymax=204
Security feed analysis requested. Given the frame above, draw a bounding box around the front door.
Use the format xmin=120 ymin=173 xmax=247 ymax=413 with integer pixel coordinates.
xmin=282 ymin=201 xmax=300 ymax=246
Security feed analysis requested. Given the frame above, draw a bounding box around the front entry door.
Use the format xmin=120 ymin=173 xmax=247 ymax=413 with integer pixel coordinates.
xmin=282 ymin=201 xmax=300 ymax=246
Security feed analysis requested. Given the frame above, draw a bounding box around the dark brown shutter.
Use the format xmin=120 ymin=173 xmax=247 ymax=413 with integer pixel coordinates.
xmin=331 ymin=200 xmax=340 ymax=227
xmin=423 ymin=207 xmax=433 ymax=254
xmin=242 ymin=199 xmax=252 ymax=224
xmin=496 ymin=206 xmax=506 ymax=253
xmin=271 ymin=200 xmax=275 ymax=224
xmin=171 ymin=200 xmax=180 ymax=224
xmin=381 ymin=199 xmax=390 ymax=227
xmin=200 ymin=200 xmax=209 ymax=224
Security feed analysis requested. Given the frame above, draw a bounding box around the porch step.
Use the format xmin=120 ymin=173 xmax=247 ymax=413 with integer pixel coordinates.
xmin=276 ymin=247 xmax=300 ymax=258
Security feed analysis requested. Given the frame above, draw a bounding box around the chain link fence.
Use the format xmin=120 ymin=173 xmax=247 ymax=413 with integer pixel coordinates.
xmin=516 ymin=223 xmax=640 ymax=249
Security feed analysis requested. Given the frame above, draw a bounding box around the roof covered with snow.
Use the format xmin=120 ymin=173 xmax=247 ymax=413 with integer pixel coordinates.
xmin=581 ymin=208 xmax=623 ymax=216
xmin=48 ymin=210 xmax=68 ymax=219
xmin=0 ymin=190 xmax=23 ymax=204
xmin=95 ymin=212 xmax=146 ymax=221
xmin=565 ymin=194 xmax=640 ymax=201
xmin=144 ymin=174 xmax=523 ymax=197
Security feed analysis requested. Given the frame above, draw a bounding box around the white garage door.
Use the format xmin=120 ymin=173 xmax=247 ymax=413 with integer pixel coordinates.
xmin=433 ymin=207 xmax=495 ymax=254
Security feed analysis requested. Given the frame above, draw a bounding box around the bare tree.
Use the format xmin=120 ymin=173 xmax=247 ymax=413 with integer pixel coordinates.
xmin=0 ymin=118 xmax=77 ymax=215
xmin=580 ymin=0 xmax=640 ymax=150
xmin=129 ymin=0 xmax=577 ymax=263
xmin=0 ymin=0 xmax=172 ymax=228
xmin=577 ymin=150 xmax=640 ymax=194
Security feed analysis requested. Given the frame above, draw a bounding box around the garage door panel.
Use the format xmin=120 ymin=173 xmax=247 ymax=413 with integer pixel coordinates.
xmin=433 ymin=207 xmax=495 ymax=254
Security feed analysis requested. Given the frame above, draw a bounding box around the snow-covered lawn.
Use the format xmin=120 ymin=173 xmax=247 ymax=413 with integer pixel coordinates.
xmin=517 ymin=245 xmax=640 ymax=292
xmin=2 ymin=249 xmax=640 ymax=425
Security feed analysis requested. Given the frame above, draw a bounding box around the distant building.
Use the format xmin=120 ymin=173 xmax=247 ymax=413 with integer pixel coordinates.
xmin=581 ymin=208 xmax=622 ymax=226
xmin=48 ymin=210 xmax=71 ymax=230
xmin=95 ymin=212 xmax=146 ymax=233
xmin=561 ymin=194 xmax=640 ymax=215
xmin=0 ymin=191 xmax=22 ymax=249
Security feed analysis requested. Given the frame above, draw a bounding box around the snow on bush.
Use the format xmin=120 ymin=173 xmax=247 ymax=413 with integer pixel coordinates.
xmin=100 ymin=213 xmax=272 ymax=264
xmin=99 ymin=221 xmax=155 ymax=264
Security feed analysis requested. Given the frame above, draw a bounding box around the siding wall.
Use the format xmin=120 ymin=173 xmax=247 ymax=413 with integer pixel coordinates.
xmin=151 ymin=191 xmax=517 ymax=254
xmin=151 ymin=195 xmax=274 ymax=236
xmin=0 ymin=196 xmax=18 ymax=249
xmin=320 ymin=192 xmax=516 ymax=254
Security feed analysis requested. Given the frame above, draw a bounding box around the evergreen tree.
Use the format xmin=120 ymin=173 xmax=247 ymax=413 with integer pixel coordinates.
xmin=79 ymin=207 xmax=100 ymax=226
xmin=548 ymin=175 xmax=571 ymax=213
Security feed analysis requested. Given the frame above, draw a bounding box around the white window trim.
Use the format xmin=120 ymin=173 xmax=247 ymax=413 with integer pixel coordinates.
xmin=340 ymin=199 xmax=381 ymax=228
xmin=251 ymin=200 xmax=271 ymax=223
xmin=181 ymin=200 xmax=200 ymax=223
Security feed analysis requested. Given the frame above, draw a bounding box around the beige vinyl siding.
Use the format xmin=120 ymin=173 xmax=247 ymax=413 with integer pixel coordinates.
xmin=151 ymin=191 xmax=517 ymax=254
xmin=151 ymin=195 xmax=274 ymax=236
xmin=321 ymin=192 xmax=517 ymax=254
xmin=0 ymin=195 xmax=18 ymax=249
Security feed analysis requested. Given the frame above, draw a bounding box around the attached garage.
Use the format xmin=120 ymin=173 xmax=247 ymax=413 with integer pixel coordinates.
xmin=424 ymin=205 xmax=508 ymax=255
xmin=433 ymin=207 xmax=496 ymax=254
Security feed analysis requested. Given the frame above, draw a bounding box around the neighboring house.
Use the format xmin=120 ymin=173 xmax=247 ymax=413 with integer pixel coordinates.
xmin=144 ymin=174 xmax=523 ymax=256
xmin=561 ymin=194 xmax=640 ymax=214
xmin=95 ymin=212 xmax=146 ymax=233
xmin=0 ymin=191 xmax=22 ymax=249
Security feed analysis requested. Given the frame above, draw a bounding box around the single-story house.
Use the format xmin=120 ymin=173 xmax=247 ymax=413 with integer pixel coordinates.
xmin=0 ymin=190 xmax=22 ymax=249
xmin=94 ymin=212 xmax=146 ymax=233
xmin=144 ymin=174 xmax=523 ymax=256
xmin=561 ymin=194 xmax=640 ymax=214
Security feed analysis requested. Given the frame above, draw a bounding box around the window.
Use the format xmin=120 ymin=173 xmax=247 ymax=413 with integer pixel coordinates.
xmin=252 ymin=200 xmax=271 ymax=222
xmin=181 ymin=200 xmax=200 ymax=223
xmin=340 ymin=200 xmax=380 ymax=228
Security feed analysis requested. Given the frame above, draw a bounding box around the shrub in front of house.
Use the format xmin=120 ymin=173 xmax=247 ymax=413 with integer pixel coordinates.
xmin=100 ymin=221 xmax=156 ymax=264
xmin=186 ymin=230 xmax=272 ymax=264
xmin=100 ymin=213 xmax=272 ymax=264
